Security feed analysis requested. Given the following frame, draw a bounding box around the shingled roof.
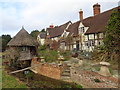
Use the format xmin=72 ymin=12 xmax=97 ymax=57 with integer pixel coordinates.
xmin=46 ymin=21 xmax=71 ymax=38
xmin=85 ymin=7 xmax=119 ymax=35
xmin=7 ymin=27 xmax=39 ymax=47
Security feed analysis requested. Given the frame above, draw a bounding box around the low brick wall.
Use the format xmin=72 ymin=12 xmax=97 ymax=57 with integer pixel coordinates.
xmin=31 ymin=59 xmax=63 ymax=80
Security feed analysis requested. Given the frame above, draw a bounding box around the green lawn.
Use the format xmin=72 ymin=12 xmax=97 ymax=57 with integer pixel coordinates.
xmin=2 ymin=67 xmax=27 ymax=88
xmin=1 ymin=57 xmax=27 ymax=88
xmin=0 ymin=58 xmax=2 ymax=89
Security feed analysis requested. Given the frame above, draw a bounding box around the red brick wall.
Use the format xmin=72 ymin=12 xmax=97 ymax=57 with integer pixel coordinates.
xmin=31 ymin=59 xmax=62 ymax=80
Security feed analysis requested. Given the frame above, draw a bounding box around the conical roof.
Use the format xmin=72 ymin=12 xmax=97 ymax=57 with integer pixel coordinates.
xmin=7 ymin=27 xmax=39 ymax=46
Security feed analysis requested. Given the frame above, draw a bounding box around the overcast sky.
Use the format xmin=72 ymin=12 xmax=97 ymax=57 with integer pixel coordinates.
xmin=0 ymin=0 xmax=119 ymax=37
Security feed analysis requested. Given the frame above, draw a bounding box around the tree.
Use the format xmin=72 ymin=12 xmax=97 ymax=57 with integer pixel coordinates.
xmin=65 ymin=35 xmax=73 ymax=50
xmin=5 ymin=47 xmax=20 ymax=67
xmin=103 ymin=9 xmax=120 ymax=62
xmin=30 ymin=30 xmax=40 ymax=39
xmin=0 ymin=34 xmax=12 ymax=52
xmin=41 ymin=29 xmax=45 ymax=32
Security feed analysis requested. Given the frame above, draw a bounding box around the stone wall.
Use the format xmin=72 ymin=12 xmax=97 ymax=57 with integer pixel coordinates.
xmin=31 ymin=59 xmax=63 ymax=80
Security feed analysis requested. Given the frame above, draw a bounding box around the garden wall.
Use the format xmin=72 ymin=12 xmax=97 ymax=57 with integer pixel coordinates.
xmin=31 ymin=58 xmax=63 ymax=80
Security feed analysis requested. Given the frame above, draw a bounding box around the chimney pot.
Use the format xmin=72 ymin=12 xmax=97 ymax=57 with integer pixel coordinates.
xmin=93 ymin=3 xmax=101 ymax=16
xmin=49 ymin=24 xmax=54 ymax=28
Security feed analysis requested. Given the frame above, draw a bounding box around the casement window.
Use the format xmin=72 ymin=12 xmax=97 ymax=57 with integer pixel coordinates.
xmin=81 ymin=27 xmax=85 ymax=33
xmin=87 ymin=40 xmax=95 ymax=46
xmin=85 ymin=42 xmax=89 ymax=46
xmin=99 ymin=41 xmax=101 ymax=45
xmin=91 ymin=41 xmax=95 ymax=46
xmin=22 ymin=47 xmax=28 ymax=51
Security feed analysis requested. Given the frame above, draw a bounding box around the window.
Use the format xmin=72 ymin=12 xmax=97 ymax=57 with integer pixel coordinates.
xmin=99 ymin=41 xmax=101 ymax=45
xmin=22 ymin=47 xmax=28 ymax=51
xmin=91 ymin=41 xmax=95 ymax=46
xmin=85 ymin=42 xmax=88 ymax=46
xmin=81 ymin=27 xmax=85 ymax=33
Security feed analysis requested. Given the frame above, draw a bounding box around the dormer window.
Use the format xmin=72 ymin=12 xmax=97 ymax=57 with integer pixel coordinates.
xmin=81 ymin=27 xmax=85 ymax=33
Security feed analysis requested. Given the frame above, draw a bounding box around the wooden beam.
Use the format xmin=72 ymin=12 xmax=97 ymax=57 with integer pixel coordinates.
xmin=10 ymin=67 xmax=32 ymax=74
xmin=10 ymin=63 xmax=42 ymax=74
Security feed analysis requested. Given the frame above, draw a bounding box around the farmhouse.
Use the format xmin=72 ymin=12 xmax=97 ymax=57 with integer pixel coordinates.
xmin=59 ymin=3 xmax=119 ymax=52
xmin=37 ymin=32 xmax=46 ymax=45
xmin=46 ymin=21 xmax=72 ymax=49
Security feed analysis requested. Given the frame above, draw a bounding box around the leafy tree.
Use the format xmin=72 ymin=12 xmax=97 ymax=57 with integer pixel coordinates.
xmin=30 ymin=30 xmax=40 ymax=39
xmin=41 ymin=29 xmax=45 ymax=32
xmin=65 ymin=35 xmax=73 ymax=50
xmin=103 ymin=9 xmax=120 ymax=62
xmin=0 ymin=34 xmax=12 ymax=51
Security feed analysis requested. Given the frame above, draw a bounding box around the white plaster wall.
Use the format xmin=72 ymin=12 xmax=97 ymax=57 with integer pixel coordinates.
xmin=40 ymin=39 xmax=45 ymax=45
xmin=89 ymin=34 xmax=94 ymax=39
xmin=61 ymin=30 xmax=69 ymax=38
xmin=84 ymin=35 xmax=88 ymax=41
xmin=99 ymin=33 xmax=103 ymax=38
xmin=51 ymin=37 xmax=59 ymax=41
xmin=37 ymin=35 xmax=45 ymax=45
xmin=78 ymin=22 xmax=89 ymax=51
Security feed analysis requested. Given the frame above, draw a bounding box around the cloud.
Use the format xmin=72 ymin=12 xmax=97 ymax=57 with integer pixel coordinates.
xmin=0 ymin=0 xmax=119 ymax=37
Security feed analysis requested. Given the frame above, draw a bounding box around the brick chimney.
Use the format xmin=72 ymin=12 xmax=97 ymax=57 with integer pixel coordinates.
xmin=93 ymin=3 xmax=100 ymax=16
xmin=79 ymin=9 xmax=83 ymax=20
xmin=49 ymin=24 xmax=54 ymax=28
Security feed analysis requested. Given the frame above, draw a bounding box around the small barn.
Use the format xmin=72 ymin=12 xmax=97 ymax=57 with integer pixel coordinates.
xmin=7 ymin=27 xmax=39 ymax=68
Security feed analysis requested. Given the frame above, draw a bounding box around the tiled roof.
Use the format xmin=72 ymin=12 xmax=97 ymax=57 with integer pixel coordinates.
xmin=46 ymin=21 xmax=71 ymax=38
xmin=85 ymin=7 xmax=119 ymax=34
xmin=67 ymin=21 xmax=80 ymax=36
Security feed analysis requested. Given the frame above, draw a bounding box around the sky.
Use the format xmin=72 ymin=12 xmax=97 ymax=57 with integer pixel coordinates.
xmin=0 ymin=0 xmax=119 ymax=37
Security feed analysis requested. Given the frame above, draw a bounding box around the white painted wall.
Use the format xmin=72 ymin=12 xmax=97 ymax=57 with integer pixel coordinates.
xmin=37 ymin=35 xmax=45 ymax=45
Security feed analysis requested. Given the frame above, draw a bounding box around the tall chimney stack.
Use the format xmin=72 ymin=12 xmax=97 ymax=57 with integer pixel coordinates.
xmin=79 ymin=9 xmax=83 ymax=20
xmin=93 ymin=3 xmax=100 ymax=16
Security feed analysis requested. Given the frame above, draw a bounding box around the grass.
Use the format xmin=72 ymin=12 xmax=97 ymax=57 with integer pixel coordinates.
xmin=27 ymin=73 xmax=83 ymax=88
xmin=94 ymin=66 xmax=100 ymax=71
xmin=2 ymin=66 xmax=27 ymax=88
xmin=6 ymin=67 xmax=82 ymax=88
xmin=109 ymin=68 xmax=114 ymax=75
xmin=0 ymin=58 xmax=2 ymax=89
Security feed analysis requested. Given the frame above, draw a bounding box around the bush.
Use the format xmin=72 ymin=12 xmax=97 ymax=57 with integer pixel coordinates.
xmin=60 ymin=51 xmax=71 ymax=61
xmin=38 ymin=49 xmax=58 ymax=62
xmin=94 ymin=79 xmax=101 ymax=83
xmin=75 ymin=84 xmax=83 ymax=88
xmin=94 ymin=67 xmax=100 ymax=71
xmin=39 ymin=45 xmax=47 ymax=50
xmin=109 ymin=68 xmax=113 ymax=75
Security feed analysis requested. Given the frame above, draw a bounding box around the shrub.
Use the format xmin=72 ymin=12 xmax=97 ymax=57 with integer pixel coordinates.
xmin=75 ymin=84 xmax=83 ymax=88
xmin=109 ymin=68 xmax=113 ymax=75
xmin=60 ymin=51 xmax=71 ymax=61
xmin=94 ymin=67 xmax=100 ymax=71
xmin=39 ymin=45 xmax=47 ymax=51
xmin=38 ymin=49 xmax=58 ymax=62
xmin=94 ymin=79 xmax=101 ymax=83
